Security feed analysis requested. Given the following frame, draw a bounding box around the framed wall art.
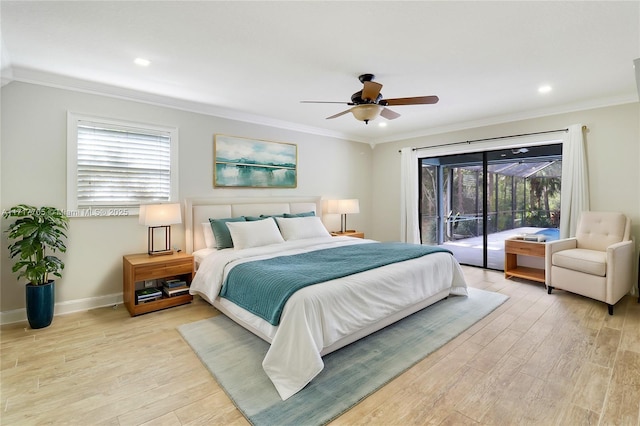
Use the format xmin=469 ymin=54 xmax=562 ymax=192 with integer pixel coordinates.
xmin=213 ymin=135 xmax=297 ymax=188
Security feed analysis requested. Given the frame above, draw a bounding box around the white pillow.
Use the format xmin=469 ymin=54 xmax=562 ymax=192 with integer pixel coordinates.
xmin=226 ymin=217 xmax=285 ymax=250
xmin=201 ymin=222 xmax=216 ymax=249
xmin=275 ymin=216 xmax=331 ymax=241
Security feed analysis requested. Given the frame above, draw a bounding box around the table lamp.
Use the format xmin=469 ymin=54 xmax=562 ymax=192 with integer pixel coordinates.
xmin=139 ymin=203 xmax=182 ymax=255
xmin=327 ymin=199 xmax=360 ymax=233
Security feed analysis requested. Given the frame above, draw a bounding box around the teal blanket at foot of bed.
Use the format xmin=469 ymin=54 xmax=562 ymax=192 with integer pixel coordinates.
xmin=219 ymin=242 xmax=452 ymax=326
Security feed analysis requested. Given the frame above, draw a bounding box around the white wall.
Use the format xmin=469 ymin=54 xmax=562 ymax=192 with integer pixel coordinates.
xmin=0 ymin=81 xmax=373 ymax=314
xmin=3 ymin=80 xmax=638 ymax=318
xmin=370 ymin=103 xmax=640 ymax=249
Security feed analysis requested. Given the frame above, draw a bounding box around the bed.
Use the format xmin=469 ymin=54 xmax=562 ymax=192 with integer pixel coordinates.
xmin=185 ymin=196 xmax=468 ymax=400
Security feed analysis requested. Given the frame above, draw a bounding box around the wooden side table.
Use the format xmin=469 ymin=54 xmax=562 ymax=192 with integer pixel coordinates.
xmin=331 ymin=231 xmax=364 ymax=239
xmin=123 ymin=252 xmax=194 ymax=316
xmin=504 ymin=238 xmax=546 ymax=283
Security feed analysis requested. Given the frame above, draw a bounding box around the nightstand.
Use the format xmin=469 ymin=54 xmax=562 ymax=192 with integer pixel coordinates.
xmin=504 ymin=238 xmax=546 ymax=283
xmin=123 ymin=252 xmax=194 ymax=316
xmin=331 ymin=231 xmax=365 ymax=239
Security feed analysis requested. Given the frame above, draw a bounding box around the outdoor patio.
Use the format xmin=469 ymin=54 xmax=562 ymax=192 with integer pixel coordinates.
xmin=441 ymin=226 xmax=558 ymax=271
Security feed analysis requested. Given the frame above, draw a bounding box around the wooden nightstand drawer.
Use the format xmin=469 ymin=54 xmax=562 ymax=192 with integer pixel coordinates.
xmin=504 ymin=239 xmax=545 ymax=257
xmin=133 ymin=259 xmax=192 ymax=281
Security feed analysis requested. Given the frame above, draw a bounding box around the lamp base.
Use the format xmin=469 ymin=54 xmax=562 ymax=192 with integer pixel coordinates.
xmin=148 ymin=249 xmax=174 ymax=256
xmin=148 ymin=225 xmax=172 ymax=256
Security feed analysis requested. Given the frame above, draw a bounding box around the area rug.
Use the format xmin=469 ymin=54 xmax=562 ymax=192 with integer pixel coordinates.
xmin=178 ymin=288 xmax=508 ymax=426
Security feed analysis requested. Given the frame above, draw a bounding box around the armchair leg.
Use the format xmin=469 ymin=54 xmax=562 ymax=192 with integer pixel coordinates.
xmin=608 ymin=304 xmax=613 ymax=315
xmin=547 ymin=286 xmax=553 ymax=294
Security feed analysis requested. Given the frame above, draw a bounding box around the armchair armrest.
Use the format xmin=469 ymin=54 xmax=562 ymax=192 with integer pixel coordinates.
xmin=605 ymin=239 xmax=635 ymax=303
xmin=545 ymin=238 xmax=577 ymax=286
xmin=547 ymin=237 xmax=578 ymax=255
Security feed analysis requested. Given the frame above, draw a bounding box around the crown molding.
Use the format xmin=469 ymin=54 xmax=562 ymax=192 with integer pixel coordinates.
xmin=634 ymin=58 xmax=640 ymax=99
xmin=0 ymin=65 xmax=13 ymax=87
xmin=369 ymin=93 xmax=639 ymax=145
xmin=4 ymin=66 xmax=367 ymax=143
xmin=4 ymin=66 xmax=636 ymax=148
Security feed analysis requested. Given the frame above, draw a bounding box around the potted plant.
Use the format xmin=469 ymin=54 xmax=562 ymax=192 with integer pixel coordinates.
xmin=3 ymin=204 xmax=69 ymax=329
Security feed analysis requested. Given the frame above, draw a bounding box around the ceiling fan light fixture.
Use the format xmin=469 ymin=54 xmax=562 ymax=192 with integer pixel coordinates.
xmin=303 ymin=74 xmax=439 ymax=123
xmin=351 ymin=104 xmax=382 ymax=124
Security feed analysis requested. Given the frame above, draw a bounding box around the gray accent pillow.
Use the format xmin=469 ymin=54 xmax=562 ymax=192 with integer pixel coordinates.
xmin=209 ymin=217 xmax=247 ymax=249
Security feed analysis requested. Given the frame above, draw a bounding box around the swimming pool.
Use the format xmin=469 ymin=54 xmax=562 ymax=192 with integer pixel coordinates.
xmin=534 ymin=228 xmax=560 ymax=241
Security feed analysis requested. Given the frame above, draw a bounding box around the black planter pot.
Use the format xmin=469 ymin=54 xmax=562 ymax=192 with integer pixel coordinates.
xmin=25 ymin=280 xmax=55 ymax=329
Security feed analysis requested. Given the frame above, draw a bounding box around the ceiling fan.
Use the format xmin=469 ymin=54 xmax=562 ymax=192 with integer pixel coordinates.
xmin=301 ymin=74 xmax=439 ymax=124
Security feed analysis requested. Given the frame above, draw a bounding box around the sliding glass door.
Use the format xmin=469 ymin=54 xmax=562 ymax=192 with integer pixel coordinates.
xmin=419 ymin=144 xmax=562 ymax=270
xmin=421 ymin=152 xmax=485 ymax=267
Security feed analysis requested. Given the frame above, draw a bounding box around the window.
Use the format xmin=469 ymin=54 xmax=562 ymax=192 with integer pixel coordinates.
xmin=67 ymin=113 xmax=178 ymax=216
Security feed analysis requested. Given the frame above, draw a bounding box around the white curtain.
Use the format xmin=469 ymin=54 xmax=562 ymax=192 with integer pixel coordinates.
xmin=400 ymin=147 xmax=420 ymax=243
xmin=559 ymin=124 xmax=590 ymax=238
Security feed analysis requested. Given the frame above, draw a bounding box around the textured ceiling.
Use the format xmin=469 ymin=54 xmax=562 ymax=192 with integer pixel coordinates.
xmin=2 ymin=1 xmax=639 ymax=144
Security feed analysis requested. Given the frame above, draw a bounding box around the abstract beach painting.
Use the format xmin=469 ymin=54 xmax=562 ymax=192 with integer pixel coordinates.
xmin=214 ymin=135 xmax=297 ymax=188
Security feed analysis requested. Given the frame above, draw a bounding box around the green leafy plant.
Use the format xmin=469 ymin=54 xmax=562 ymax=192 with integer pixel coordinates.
xmin=525 ymin=209 xmax=553 ymax=228
xmin=3 ymin=204 xmax=69 ymax=285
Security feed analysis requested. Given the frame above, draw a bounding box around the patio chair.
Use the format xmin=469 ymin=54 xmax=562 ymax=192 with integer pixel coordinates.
xmin=545 ymin=211 xmax=634 ymax=315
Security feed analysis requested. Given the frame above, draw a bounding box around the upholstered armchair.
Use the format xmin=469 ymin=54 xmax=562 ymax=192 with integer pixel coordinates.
xmin=545 ymin=211 xmax=634 ymax=315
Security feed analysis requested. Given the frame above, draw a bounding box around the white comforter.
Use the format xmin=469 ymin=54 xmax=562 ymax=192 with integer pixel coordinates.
xmin=190 ymin=237 xmax=468 ymax=400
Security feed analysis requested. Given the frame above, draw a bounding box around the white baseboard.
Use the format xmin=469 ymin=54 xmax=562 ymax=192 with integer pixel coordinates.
xmin=0 ymin=292 xmax=124 ymax=325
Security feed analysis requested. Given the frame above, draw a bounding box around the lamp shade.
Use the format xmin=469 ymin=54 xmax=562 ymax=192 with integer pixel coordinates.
xmin=327 ymin=199 xmax=360 ymax=215
xmin=139 ymin=203 xmax=182 ymax=226
xmin=350 ymin=104 xmax=382 ymax=122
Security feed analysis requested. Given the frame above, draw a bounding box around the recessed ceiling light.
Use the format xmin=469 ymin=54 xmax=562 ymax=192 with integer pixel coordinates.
xmin=134 ymin=57 xmax=151 ymax=67
xmin=538 ymin=85 xmax=552 ymax=94
xmin=378 ymin=122 xmax=387 ymax=127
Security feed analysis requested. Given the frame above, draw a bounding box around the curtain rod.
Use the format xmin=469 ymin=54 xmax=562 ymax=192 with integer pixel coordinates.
xmin=398 ymin=127 xmax=585 ymax=153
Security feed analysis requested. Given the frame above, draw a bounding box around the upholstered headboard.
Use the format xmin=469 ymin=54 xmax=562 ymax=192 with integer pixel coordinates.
xmin=185 ymin=196 xmax=323 ymax=253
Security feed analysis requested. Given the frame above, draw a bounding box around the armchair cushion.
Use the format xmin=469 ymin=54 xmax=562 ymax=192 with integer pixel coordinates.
xmin=552 ymin=248 xmax=606 ymax=276
xmin=575 ymin=212 xmax=629 ymax=251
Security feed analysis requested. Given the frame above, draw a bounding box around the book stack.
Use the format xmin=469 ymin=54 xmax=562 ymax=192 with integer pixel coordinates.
xmin=136 ymin=288 xmax=162 ymax=304
xmin=162 ymin=278 xmax=189 ymax=297
xmin=515 ymin=234 xmax=546 ymax=242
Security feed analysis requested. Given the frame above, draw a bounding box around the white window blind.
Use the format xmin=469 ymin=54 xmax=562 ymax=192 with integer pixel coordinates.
xmin=67 ymin=113 xmax=178 ymax=214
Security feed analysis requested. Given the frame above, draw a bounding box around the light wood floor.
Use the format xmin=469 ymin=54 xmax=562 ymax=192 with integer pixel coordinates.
xmin=2 ymin=266 xmax=639 ymax=425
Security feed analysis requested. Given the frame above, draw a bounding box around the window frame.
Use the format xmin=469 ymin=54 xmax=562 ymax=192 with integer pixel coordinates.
xmin=66 ymin=112 xmax=179 ymax=217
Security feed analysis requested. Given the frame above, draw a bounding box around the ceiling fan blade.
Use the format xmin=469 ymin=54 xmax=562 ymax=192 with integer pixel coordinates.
xmin=300 ymin=100 xmax=353 ymax=104
xmin=326 ymin=109 xmax=352 ymax=120
xmin=380 ymin=107 xmax=401 ymax=120
xmin=362 ymin=81 xmax=383 ymax=101
xmin=381 ymin=95 xmax=439 ymax=106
